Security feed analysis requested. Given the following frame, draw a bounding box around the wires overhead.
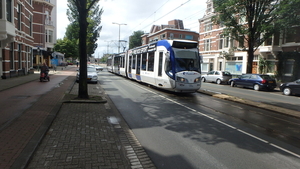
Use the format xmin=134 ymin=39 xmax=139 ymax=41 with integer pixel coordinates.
xmin=130 ymin=0 xmax=192 ymax=32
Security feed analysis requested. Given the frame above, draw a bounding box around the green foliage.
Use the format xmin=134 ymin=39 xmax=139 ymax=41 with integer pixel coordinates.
xmin=54 ymin=38 xmax=79 ymax=59
xmin=66 ymin=0 xmax=103 ymax=56
xmin=258 ymin=56 xmax=271 ymax=74
xmin=212 ymin=0 xmax=299 ymax=73
xmin=129 ymin=30 xmax=144 ymax=49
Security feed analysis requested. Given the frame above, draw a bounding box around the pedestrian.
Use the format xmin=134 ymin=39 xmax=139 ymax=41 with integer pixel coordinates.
xmin=76 ymin=62 xmax=79 ymax=67
xmin=41 ymin=62 xmax=49 ymax=77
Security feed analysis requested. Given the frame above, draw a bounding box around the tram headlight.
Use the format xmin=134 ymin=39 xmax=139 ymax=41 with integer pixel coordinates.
xmin=177 ymin=77 xmax=187 ymax=83
xmin=194 ymin=77 xmax=201 ymax=83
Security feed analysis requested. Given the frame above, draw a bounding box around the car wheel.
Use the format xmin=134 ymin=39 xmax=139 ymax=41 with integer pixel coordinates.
xmin=230 ymin=81 xmax=235 ymax=87
xmin=254 ymin=84 xmax=260 ymax=91
xmin=216 ymin=79 xmax=222 ymax=85
xmin=202 ymin=77 xmax=206 ymax=82
xmin=283 ymin=87 xmax=292 ymax=96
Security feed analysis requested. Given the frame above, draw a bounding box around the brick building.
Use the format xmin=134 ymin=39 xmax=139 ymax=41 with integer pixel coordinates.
xmin=0 ymin=0 xmax=57 ymax=79
xmin=141 ymin=19 xmax=199 ymax=46
xmin=199 ymin=0 xmax=300 ymax=77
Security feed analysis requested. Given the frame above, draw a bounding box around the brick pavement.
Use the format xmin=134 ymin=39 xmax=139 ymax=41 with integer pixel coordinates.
xmin=0 ymin=66 xmax=156 ymax=169
xmin=0 ymin=68 xmax=75 ymax=169
xmin=25 ymin=75 xmax=155 ymax=168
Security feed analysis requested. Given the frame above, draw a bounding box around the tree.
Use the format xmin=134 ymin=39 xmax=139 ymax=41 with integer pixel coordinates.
xmin=212 ymin=0 xmax=282 ymax=73
xmin=129 ymin=30 xmax=144 ymax=49
xmin=54 ymin=38 xmax=78 ymax=59
xmin=67 ymin=1 xmax=103 ymax=57
xmin=67 ymin=0 xmax=102 ymax=99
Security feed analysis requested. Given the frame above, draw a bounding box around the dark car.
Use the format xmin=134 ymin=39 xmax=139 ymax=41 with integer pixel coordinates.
xmin=280 ymin=79 xmax=300 ymax=96
xmin=229 ymin=74 xmax=277 ymax=91
xmin=201 ymin=70 xmax=232 ymax=84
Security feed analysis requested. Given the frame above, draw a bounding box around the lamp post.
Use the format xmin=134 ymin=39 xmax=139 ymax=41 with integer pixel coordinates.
xmin=112 ymin=22 xmax=127 ymax=53
xmin=37 ymin=47 xmax=40 ymax=71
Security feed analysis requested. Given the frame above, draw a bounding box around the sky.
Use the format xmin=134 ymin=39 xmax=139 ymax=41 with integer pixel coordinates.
xmin=57 ymin=0 xmax=207 ymax=58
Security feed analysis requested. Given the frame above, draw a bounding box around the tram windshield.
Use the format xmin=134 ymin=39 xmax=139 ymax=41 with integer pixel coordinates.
xmin=173 ymin=48 xmax=201 ymax=73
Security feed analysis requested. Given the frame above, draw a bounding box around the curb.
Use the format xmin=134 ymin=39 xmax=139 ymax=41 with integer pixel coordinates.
xmin=198 ymin=89 xmax=300 ymax=119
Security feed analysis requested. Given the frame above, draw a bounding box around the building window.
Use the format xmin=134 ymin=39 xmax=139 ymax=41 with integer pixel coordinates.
xmin=238 ymin=36 xmax=244 ymax=48
xmin=6 ymin=0 xmax=12 ymax=22
xmin=170 ymin=33 xmax=174 ymax=39
xmin=18 ymin=44 xmax=22 ymax=69
xmin=185 ymin=35 xmax=193 ymax=40
xmin=205 ymin=23 xmax=212 ymax=31
xmin=29 ymin=15 xmax=32 ymax=36
xmin=201 ymin=63 xmax=208 ymax=72
xmin=204 ymin=39 xmax=211 ymax=51
xmin=224 ymin=36 xmax=230 ymax=48
xmin=219 ymin=35 xmax=224 ymax=49
xmin=284 ymin=60 xmax=294 ymax=74
xmin=17 ymin=4 xmax=22 ymax=30
xmin=10 ymin=43 xmax=14 ymax=69
xmin=27 ymin=0 xmax=32 ymax=5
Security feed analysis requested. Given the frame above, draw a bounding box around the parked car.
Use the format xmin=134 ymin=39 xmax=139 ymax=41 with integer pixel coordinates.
xmin=94 ymin=65 xmax=104 ymax=71
xmin=280 ymin=79 xmax=300 ymax=96
xmin=201 ymin=71 xmax=232 ymax=84
xmin=229 ymin=74 xmax=277 ymax=91
xmin=76 ymin=66 xmax=98 ymax=83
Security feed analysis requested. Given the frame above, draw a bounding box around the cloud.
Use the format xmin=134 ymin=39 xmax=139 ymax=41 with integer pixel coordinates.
xmin=56 ymin=0 xmax=207 ymax=57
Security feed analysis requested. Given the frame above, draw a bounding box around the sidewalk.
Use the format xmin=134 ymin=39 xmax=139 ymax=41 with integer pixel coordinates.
xmin=0 ymin=67 xmax=155 ymax=169
xmin=0 ymin=67 xmax=298 ymax=168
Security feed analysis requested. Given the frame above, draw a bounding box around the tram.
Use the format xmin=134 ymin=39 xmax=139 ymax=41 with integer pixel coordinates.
xmin=108 ymin=39 xmax=202 ymax=93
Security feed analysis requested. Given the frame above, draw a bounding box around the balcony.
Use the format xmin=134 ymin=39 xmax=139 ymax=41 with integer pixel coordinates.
xmin=0 ymin=19 xmax=16 ymax=44
xmin=259 ymin=46 xmax=282 ymax=53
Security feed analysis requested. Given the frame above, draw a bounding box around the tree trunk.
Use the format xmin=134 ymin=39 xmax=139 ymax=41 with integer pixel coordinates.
xmin=77 ymin=1 xmax=89 ymax=99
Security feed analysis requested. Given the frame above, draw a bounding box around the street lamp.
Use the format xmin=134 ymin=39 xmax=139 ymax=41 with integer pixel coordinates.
xmin=37 ymin=47 xmax=40 ymax=71
xmin=112 ymin=22 xmax=127 ymax=53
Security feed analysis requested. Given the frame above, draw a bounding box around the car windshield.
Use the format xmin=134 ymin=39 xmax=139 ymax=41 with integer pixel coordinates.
xmin=173 ymin=48 xmax=200 ymax=73
xmin=87 ymin=67 xmax=97 ymax=72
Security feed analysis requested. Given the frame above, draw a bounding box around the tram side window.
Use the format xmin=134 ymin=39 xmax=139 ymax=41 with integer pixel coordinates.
xmin=158 ymin=52 xmax=163 ymax=76
xmin=132 ymin=55 xmax=136 ymax=69
xmin=148 ymin=52 xmax=154 ymax=71
xmin=121 ymin=57 xmax=124 ymax=68
xmin=141 ymin=53 xmax=147 ymax=70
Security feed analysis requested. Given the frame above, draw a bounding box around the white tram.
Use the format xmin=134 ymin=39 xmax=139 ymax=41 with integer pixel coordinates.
xmin=108 ymin=39 xmax=202 ymax=93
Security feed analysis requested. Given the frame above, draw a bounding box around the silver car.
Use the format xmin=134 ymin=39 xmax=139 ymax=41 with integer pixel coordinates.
xmin=201 ymin=70 xmax=232 ymax=84
xmin=76 ymin=66 xmax=98 ymax=83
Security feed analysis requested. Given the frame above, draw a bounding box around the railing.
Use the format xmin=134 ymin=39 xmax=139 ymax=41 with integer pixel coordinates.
xmin=45 ymin=19 xmax=53 ymax=26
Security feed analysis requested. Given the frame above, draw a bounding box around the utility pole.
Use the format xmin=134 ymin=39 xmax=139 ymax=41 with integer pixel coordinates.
xmin=112 ymin=22 xmax=127 ymax=53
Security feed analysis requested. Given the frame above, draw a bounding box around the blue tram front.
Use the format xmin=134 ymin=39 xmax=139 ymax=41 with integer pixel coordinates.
xmin=125 ymin=39 xmax=201 ymax=93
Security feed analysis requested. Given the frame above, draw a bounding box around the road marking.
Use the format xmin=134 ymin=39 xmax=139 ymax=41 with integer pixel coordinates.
xmin=132 ymin=82 xmax=300 ymax=159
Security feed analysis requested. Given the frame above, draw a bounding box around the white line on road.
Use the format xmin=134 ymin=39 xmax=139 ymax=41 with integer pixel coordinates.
xmin=132 ymin=83 xmax=300 ymax=159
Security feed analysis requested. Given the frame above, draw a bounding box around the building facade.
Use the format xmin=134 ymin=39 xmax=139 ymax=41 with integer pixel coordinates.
xmin=199 ymin=0 xmax=300 ymax=78
xmin=0 ymin=0 xmax=57 ymax=79
xmin=141 ymin=19 xmax=199 ymax=46
xmin=32 ymin=0 xmax=55 ymax=69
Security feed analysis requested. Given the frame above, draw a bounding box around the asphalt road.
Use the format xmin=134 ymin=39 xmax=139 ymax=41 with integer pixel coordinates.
xmin=99 ymin=70 xmax=300 ymax=169
xmin=201 ymin=82 xmax=300 ymax=112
